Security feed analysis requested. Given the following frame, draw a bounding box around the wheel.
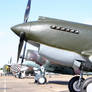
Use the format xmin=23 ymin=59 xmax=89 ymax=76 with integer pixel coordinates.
xmin=81 ymin=77 xmax=92 ymax=92
xmin=38 ymin=77 xmax=47 ymax=84
xmin=68 ymin=76 xmax=84 ymax=92
xmin=15 ymin=74 xmax=18 ymax=78
xmin=34 ymin=80 xmax=38 ymax=83
xmin=18 ymin=72 xmax=23 ymax=79
xmin=18 ymin=72 xmax=21 ymax=78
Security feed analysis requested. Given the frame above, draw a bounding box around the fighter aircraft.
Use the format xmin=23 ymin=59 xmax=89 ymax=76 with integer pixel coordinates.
xmin=11 ymin=0 xmax=92 ymax=92
xmin=24 ymin=49 xmax=76 ymax=84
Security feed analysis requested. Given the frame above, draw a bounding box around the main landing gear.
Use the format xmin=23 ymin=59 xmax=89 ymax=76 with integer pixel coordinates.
xmin=68 ymin=70 xmax=92 ymax=92
xmin=68 ymin=70 xmax=85 ymax=92
xmin=34 ymin=66 xmax=47 ymax=84
xmin=68 ymin=76 xmax=84 ymax=92
xmin=69 ymin=76 xmax=92 ymax=92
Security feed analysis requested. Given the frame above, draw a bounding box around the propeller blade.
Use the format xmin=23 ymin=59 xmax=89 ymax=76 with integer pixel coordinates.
xmin=21 ymin=42 xmax=27 ymax=64
xmin=10 ymin=57 xmax=12 ymax=64
xmin=17 ymin=0 xmax=31 ymax=63
xmin=24 ymin=0 xmax=31 ymax=23
xmin=17 ymin=32 xmax=25 ymax=62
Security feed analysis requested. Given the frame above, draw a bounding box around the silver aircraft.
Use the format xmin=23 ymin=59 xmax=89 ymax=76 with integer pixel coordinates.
xmin=24 ymin=49 xmax=76 ymax=84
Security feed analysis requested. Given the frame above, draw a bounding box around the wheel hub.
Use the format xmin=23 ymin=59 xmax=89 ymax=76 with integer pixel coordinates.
xmin=73 ymin=81 xmax=81 ymax=92
xmin=39 ymin=77 xmax=45 ymax=84
xmin=86 ymin=83 xmax=92 ymax=92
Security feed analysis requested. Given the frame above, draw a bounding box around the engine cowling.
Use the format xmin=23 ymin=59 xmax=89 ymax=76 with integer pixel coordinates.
xmin=39 ymin=44 xmax=85 ymax=68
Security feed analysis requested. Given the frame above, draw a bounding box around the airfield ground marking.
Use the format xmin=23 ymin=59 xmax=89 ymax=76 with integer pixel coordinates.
xmin=4 ymin=76 xmax=6 ymax=92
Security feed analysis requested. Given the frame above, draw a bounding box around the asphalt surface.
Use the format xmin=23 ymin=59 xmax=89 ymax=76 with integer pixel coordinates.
xmin=1 ymin=74 xmax=92 ymax=92
xmin=0 ymin=74 xmax=71 ymax=92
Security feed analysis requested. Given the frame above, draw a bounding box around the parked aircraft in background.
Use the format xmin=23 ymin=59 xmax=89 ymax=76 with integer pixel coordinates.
xmin=3 ymin=58 xmax=13 ymax=75
xmin=9 ymin=49 xmax=75 ymax=84
xmin=11 ymin=0 xmax=92 ymax=92
xmin=24 ymin=49 xmax=76 ymax=84
xmin=10 ymin=62 xmax=34 ymax=79
xmin=6 ymin=57 xmax=34 ymax=78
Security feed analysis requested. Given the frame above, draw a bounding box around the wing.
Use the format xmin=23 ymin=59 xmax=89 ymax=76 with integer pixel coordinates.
xmin=81 ymin=49 xmax=92 ymax=56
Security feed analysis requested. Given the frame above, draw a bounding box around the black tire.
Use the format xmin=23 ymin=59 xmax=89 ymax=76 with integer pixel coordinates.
xmin=38 ymin=77 xmax=47 ymax=84
xmin=81 ymin=77 xmax=92 ymax=92
xmin=15 ymin=74 xmax=18 ymax=78
xmin=18 ymin=72 xmax=21 ymax=78
xmin=34 ymin=80 xmax=38 ymax=83
xmin=18 ymin=72 xmax=23 ymax=79
xmin=68 ymin=76 xmax=84 ymax=92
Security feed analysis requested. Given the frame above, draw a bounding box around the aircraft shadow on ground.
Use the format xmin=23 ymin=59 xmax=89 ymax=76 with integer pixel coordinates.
xmin=47 ymin=80 xmax=69 ymax=85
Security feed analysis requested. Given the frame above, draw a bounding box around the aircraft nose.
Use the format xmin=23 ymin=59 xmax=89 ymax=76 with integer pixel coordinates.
xmin=11 ymin=23 xmax=30 ymax=36
xmin=11 ymin=25 xmax=20 ymax=36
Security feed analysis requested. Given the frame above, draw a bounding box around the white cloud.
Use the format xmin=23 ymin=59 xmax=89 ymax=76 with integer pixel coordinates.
xmin=83 ymin=20 xmax=92 ymax=25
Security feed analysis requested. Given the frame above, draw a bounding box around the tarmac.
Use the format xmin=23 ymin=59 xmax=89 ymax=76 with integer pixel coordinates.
xmin=0 ymin=74 xmax=91 ymax=92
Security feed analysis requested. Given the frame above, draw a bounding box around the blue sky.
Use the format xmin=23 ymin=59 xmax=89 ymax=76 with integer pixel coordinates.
xmin=0 ymin=0 xmax=92 ymax=67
